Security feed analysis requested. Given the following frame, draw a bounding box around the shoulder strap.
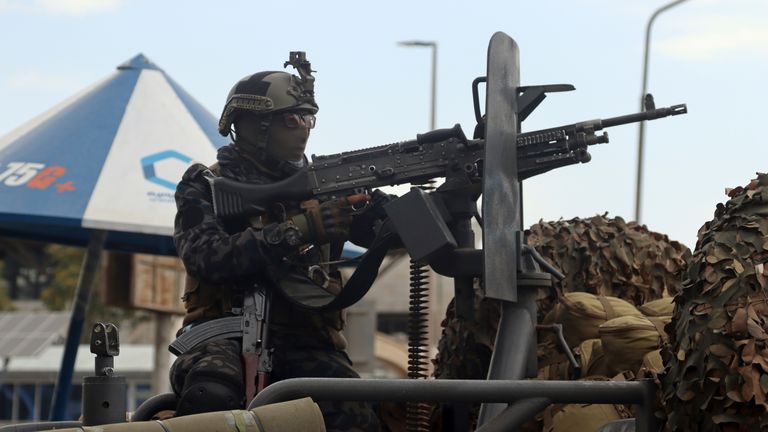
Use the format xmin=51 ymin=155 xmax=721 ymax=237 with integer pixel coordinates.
xmin=284 ymin=221 xmax=398 ymax=311
xmin=208 ymin=162 xmax=221 ymax=176
xmin=597 ymin=295 xmax=617 ymax=320
xmin=646 ymin=317 xmax=669 ymax=343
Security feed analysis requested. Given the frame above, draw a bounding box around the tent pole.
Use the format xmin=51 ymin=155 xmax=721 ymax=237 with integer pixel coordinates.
xmin=49 ymin=229 xmax=108 ymax=421
xmin=153 ymin=311 xmax=172 ymax=394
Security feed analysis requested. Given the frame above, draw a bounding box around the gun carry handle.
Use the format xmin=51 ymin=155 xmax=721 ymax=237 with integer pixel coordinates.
xmin=416 ymin=124 xmax=467 ymax=144
xmin=472 ymin=76 xmax=488 ymax=124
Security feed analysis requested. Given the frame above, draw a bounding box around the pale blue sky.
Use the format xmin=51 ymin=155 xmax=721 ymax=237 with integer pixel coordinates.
xmin=1 ymin=0 xmax=766 ymax=249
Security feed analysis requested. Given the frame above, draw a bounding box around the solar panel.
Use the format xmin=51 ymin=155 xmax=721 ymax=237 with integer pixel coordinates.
xmin=0 ymin=312 xmax=69 ymax=357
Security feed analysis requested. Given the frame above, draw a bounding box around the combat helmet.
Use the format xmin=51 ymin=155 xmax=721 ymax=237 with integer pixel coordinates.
xmin=218 ymin=52 xmax=318 ymax=137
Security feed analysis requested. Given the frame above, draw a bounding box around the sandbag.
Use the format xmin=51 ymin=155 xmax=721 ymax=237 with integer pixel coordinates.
xmin=251 ymin=397 xmax=326 ymax=432
xmin=551 ymin=292 xmax=643 ymax=348
xmin=638 ymin=297 xmax=674 ymax=317
xmin=543 ymin=383 xmax=633 ymax=432
xmin=578 ymin=338 xmax=611 ymax=378
xmin=38 ymin=398 xmax=326 ymax=432
xmin=547 ymin=403 xmax=628 ymax=432
xmin=537 ymin=338 xmax=612 ymax=382
xmin=537 ymin=358 xmax=570 ymax=381
xmin=599 ymin=315 xmax=669 ymax=376
xmin=637 ymin=348 xmax=664 ymax=378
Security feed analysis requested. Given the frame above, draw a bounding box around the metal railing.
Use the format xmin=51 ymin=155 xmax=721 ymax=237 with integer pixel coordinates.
xmin=249 ymin=377 xmax=657 ymax=432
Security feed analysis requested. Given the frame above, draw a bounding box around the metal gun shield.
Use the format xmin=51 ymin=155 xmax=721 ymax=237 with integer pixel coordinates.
xmin=482 ymin=31 xmax=521 ymax=302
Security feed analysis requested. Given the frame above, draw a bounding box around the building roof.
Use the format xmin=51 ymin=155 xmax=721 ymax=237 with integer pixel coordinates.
xmin=5 ymin=344 xmax=173 ymax=376
xmin=0 ymin=312 xmax=69 ymax=357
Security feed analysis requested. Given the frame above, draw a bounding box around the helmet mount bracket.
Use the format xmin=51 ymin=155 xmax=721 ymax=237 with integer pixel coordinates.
xmin=284 ymin=51 xmax=316 ymax=104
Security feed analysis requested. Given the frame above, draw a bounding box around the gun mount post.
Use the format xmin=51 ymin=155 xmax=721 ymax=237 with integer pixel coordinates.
xmin=435 ymin=169 xmax=482 ymax=320
xmin=478 ymin=31 xmax=543 ymax=426
xmin=82 ymin=323 xmax=127 ymax=426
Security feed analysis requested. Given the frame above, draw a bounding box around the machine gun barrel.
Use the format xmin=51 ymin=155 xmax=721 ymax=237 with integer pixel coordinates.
xmin=516 ymin=103 xmax=686 ymax=149
xmin=207 ymin=103 xmax=688 ymax=220
xmin=600 ymin=104 xmax=687 ymax=128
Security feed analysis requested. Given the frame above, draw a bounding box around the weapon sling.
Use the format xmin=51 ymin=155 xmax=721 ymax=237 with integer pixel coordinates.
xmin=169 ymin=225 xmax=397 ymax=353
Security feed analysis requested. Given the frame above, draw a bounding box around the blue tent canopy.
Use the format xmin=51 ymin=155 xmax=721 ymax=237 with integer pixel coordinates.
xmin=0 ymin=54 xmax=229 ymax=255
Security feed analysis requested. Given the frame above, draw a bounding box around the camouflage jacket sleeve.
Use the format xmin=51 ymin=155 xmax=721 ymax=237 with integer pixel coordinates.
xmin=173 ymin=164 xmax=276 ymax=284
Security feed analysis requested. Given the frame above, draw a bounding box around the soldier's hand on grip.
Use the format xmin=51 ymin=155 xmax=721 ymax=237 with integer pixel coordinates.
xmin=293 ymin=194 xmax=370 ymax=244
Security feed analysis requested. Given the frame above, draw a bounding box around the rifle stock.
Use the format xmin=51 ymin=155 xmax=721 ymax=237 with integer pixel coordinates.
xmin=207 ymin=171 xmax=312 ymax=220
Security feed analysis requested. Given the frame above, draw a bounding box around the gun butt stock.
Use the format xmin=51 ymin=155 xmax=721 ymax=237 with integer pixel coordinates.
xmin=209 ymin=171 xmax=312 ymax=219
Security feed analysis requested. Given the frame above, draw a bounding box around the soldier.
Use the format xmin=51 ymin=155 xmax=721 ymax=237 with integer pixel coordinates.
xmin=169 ymin=58 xmax=381 ymax=431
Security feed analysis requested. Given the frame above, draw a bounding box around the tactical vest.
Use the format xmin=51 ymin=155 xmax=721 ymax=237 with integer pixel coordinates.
xmin=180 ymin=162 xmax=347 ymax=350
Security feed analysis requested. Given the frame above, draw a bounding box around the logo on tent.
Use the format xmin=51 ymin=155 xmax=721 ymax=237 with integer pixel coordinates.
xmin=0 ymin=161 xmax=74 ymax=193
xmin=141 ymin=150 xmax=192 ymax=191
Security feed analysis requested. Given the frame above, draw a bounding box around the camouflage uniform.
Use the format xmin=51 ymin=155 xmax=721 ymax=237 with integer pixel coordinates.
xmin=170 ymin=143 xmax=380 ymax=432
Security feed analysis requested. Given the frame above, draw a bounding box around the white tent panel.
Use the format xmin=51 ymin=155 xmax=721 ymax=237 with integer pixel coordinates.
xmin=82 ymin=69 xmax=221 ymax=235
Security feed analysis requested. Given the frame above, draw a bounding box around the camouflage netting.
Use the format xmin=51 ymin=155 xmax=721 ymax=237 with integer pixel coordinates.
xmin=527 ymin=214 xmax=691 ymax=320
xmin=429 ymin=215 xmax=691 ymax=430
xmin=429 ymin=284 xmax=501 ymax=431
xmin=662 ymin=173 xmax=768 ymax=432
xmin=432 ymin=287 xmax=501 ymax=382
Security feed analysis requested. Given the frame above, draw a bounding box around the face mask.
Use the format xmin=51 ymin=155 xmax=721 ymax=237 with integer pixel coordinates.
xmin=266 ymin=112 xmax=312 ymax=162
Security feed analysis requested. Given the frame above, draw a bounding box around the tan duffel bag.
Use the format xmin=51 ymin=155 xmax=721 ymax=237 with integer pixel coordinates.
xmin=545 ymin=402 xmax=631 ymax=432
xmin=538 ymin=358 xmax=571 ymax=381
xmin=577 ymin=338 xmax=611 ymax=377
xmin=550 ymin=292 xmax=643 ymax=348
xmin=599 ymin=315 xmax=669 ymax=376
xmin=537 ymin=338 xmax=612 ymax=380
xmin=543 ymin=376 xmax=632 ymax=432
xmin=637 ymin=297 xmax=674 ymax=317
xmin=637 ymin=348 xmax=665 ymax=378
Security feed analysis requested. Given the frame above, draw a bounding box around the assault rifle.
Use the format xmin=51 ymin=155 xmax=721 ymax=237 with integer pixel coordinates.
xmin=206 ymin=102 xmax=686 ymax=220
xmin=169 ymin=286 xmax=273 ymax=401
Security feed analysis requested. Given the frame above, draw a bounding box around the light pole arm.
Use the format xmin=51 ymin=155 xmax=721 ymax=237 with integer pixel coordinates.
xmin=430 ymin=44 xmax=437 ymax=130
xmin=634 ymin=0 xmax=690 ymax=223
xmin=397 ymin=40 xmax=438 ymax=131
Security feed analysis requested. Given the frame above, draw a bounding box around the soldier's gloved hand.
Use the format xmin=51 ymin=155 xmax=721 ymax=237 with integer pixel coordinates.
xmin=366 ymin=189 xmax=398 ymax=220
xmin=349 ymin=189 xmax=398 ymax=247
xmin=290 ymin=194 xmax=370 ymax=244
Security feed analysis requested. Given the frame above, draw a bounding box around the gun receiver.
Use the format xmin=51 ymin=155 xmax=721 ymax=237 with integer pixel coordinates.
xmin=207 ymin=103 xmax=687 ymax=220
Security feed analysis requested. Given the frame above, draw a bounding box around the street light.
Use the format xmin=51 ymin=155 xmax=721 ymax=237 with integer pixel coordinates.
xmin=397 ymin=40 xmax=437 ymax=130
xmin=634 ymin=0 xmax=690 ymax=223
